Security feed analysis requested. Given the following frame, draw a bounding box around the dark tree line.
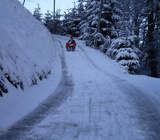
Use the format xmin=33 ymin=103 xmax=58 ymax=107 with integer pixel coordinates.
xmin=33 ymin=0 xmax=160 ymax=77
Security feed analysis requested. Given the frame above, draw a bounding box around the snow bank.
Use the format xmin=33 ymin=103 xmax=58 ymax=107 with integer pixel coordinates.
xmin=0 ymin=0 xmax=56 ymax=95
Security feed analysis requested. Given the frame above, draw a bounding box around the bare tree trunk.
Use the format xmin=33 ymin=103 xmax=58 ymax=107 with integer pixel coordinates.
xmin=147 ymin=0 xmax=158 ymax=77
xmin=94 ymin=0 xmax=103 ymax=48
xmin=134 ymin=16 xmax=140 ymax=47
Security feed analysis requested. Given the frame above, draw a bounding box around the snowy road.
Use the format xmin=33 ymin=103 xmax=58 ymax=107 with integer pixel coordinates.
xmin=1 ymin=35 xmax=160 ymax=140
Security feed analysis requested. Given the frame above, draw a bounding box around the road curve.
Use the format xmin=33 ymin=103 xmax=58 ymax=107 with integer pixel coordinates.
xmin=0 ymin=39 xmax=73 ymax=140
xmin=1 ymin=36 xmax=160 ymax=140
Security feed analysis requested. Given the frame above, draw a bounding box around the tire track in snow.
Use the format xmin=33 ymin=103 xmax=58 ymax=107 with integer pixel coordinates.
xmin=117 ymin=83 xmax=160 ymax=140
xmin=0 ymin=39 xmax=74 ymax=140
xmin=23 ymin=38 xmax=149 ymax=139
xmin=57 ymin=42 xmax=142 ymax=139
xmin=77 ymin=44 xmax=160 ymax=139
xmin=77 ymin=44 xmax=126 ymax=82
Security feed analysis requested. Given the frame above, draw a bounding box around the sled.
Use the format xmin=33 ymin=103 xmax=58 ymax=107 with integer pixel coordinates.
xmin=66 ymin=42 xmax=76 ymax=51
xmin=66 ymin=46 xmax=75 ymax=51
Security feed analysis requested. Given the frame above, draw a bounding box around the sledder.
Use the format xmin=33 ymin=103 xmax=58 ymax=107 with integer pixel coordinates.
xmin=66 ymin=36 xmax=76 ymax=51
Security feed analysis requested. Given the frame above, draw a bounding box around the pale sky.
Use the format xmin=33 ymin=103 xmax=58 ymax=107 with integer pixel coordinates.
xmin=18 ymin=0 xmax=77 ymax=15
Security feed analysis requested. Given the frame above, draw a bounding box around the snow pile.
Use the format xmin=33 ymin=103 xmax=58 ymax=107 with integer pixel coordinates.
xmin=0 ymin=0 xmax=56 ymax=95
xmin=106 ymin=37 xmax=140 ymax=73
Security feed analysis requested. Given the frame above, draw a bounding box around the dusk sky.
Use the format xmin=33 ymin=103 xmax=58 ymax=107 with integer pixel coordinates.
xmin=18 ymin=0 xmax=77 ymax=15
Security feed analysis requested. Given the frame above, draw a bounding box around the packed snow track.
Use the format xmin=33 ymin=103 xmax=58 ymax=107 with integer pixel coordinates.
xmin=1 ymin=35 xmax=160 ymax=140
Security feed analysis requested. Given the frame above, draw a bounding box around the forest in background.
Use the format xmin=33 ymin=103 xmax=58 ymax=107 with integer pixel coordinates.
xmin=33 ymin=0 xmax=160 ymax=78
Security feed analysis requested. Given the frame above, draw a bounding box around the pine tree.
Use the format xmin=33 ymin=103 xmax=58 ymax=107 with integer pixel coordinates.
xmin=44 ymin=11 xmax=53 ymax=32
xmin=105 ymin=0 xmax=141 ymax=73
xmin=33 ymin=4 xmax=43 ymax=22
xmin=79 ymin=0 xmax=100 ymax=46
xmin=79 ymin=0 xmax=122 ymax=47
xmin=117 ymin=0 xmax=160 ymax=77
xmin=118 ymin=0 xmax=147 ymax=47
xmin=62 ymin=1 xmax=83 ymax=37
xmin=106 ymin=36 xmax=140 ymax=73
xmin=102 ymin=0 xmax=121 ymax=38
xmin=143 ymin=0 xmax=159 ymax=77
xmin=133 ymin=0 xmax=160 ymax=77
xmin=97 ymin=0 xmax=122 ymax=50
xmin=53 ymin=10 xmax=63 ymax=34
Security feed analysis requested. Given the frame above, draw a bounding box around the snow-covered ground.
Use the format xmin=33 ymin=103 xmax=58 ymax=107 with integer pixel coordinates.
xmin=1 ymin=34 xmax=160 ymax=139
xmin=0 ymin=0 xmax=59 ymax=129
xmin=0 ymin=0 xmax=56 ymax=95
xmin=1 ymin=1 xmax=160 ymax=139
xmin=19 ymin=35 xmax=159 ymax=140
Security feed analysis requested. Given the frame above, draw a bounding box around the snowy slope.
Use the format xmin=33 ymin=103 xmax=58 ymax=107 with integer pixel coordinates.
xmin=0 ymin=0 xmax=62 ymax=129
xmin=0 ymin=0 xmax=56 ymax=94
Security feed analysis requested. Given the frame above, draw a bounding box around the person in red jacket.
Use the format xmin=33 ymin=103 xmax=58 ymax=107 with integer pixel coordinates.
xmin=66 ymin=36 xmax=76 ymax=51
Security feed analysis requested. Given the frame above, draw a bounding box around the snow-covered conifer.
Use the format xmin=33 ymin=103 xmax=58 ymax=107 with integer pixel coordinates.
xmin=43 ymin=11 xmax=53 ymax=32
xmin=33 ymin=4 xmax=43 ymax=22
xmin=107 ymin=37 xmax=140 ymax=73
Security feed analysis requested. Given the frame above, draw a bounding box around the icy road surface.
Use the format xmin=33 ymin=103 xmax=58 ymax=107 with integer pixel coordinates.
xmin=1 ymin=35 xmax=160 ymax=140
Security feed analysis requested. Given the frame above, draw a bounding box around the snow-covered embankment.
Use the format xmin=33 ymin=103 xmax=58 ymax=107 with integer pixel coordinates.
xmin=0 ymin=0 xmax=56 ymax=95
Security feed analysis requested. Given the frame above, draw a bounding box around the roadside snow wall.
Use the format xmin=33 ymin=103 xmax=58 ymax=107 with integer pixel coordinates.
xmin=0 ymin=0 xmax=56 ymax=96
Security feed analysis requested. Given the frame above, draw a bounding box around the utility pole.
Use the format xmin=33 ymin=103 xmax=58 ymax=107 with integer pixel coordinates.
xmin=53 ymin=0 xmax=55 ymax=33
xmin=53 ymin=0 xmax=55 ymax=19
xmin=94 ymin=0 xmax=103 ymax=48
xmin=72 ymin=0 xmax=76 ymax=17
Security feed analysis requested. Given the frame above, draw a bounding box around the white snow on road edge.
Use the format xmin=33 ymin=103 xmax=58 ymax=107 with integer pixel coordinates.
xmin=0 ymin=40 xmax=62 ymax=129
